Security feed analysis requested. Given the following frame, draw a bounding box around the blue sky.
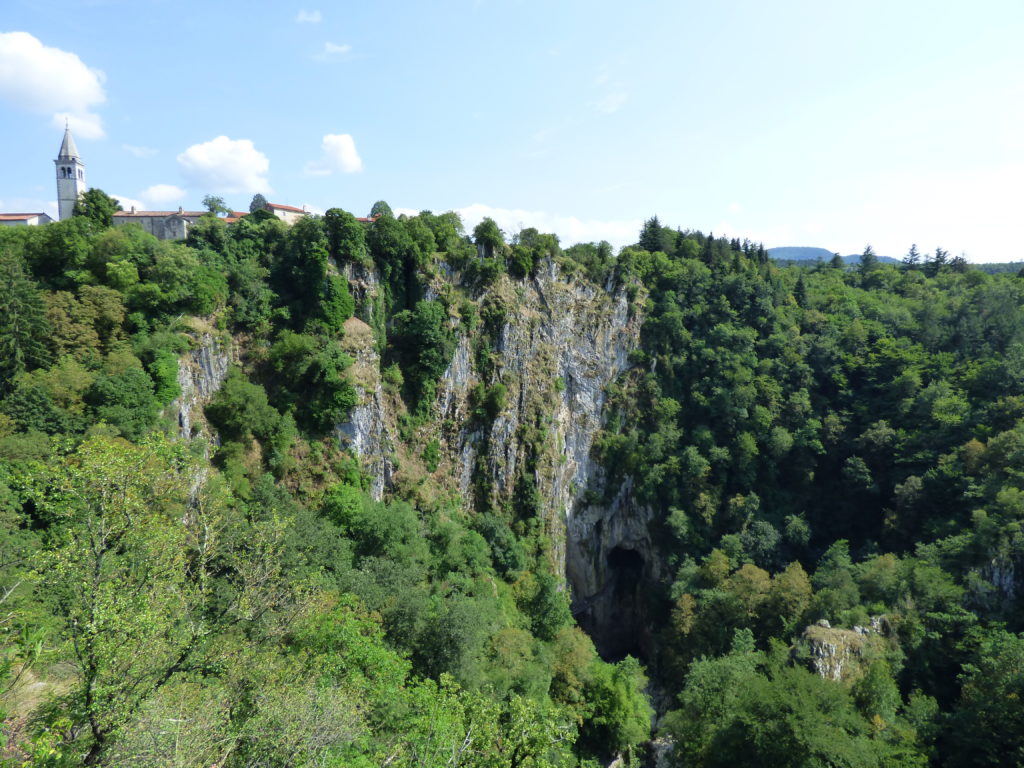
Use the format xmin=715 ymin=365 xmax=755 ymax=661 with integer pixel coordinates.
xmin=2 ymin=0 xmax=1022 ymax=260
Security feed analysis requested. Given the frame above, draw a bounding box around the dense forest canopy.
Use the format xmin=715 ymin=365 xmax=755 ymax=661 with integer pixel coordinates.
xmin=0 ymin=199 xmax=1022 ymax=766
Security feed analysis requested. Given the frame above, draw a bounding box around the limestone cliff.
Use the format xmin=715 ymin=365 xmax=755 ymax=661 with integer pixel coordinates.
xmin=336 ymin=316 xmax=397 ymax=500
xmin=176 ymin=258 xmax=656 ymax=661
xmin=335 ymin=258 xmax=651 ymax=655
xmin=169 ymin=327 xmax=235 ymax=442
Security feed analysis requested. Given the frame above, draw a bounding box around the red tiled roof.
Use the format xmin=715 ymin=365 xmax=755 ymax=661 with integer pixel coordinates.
xmin=0 ymin=213 xmax=47 ymax=221
xmin=267 ymin=203 xmax=306 ymax=213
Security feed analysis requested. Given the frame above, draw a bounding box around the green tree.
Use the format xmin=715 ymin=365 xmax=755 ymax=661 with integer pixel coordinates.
xmin=72 ymin=188 xmax=122 ymax=228
xmin=86 ymin=366 xmax=159 ymax=440
xmin=25 ymin=435 xmax=290 ymax=765
xmin=317 ymin=274 xmax=355 ymax=333
xmin=391 ymin=300 xmax=456 ymax=407
xmin=638 ymin=215 xmax=674 ymax=253
xmin=473 ymin=217 xmax=505 ymax=258
xmin=903 ymin=243 xmax=922 ymax=270
xmin=578 ymin=656 xmax=653 ymax=759
xmin=248 ymin=192 xmax=269 ymax=213
xmin=324 ymin=207 xmax=368 ymax=264
xmin=859 ymin=244 xmax=880 ymax=273
xmin=204 ymin=367 xmax=282 ymax=443
xmin=945 ymin=630 xmax=1024 ymax=767
xmin=201 ymin=194 xmax=230 ymax=216
xmin=0 ymin=255 xmax=50 ymax=394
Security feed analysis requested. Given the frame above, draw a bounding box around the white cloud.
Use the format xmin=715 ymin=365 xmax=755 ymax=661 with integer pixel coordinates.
xmin=295 ymin=9 xmax=322 ymax=23
xmin=0 ymin=31 xmax=106 ymax=137
xmin=305 ymin=133 xmax=363 ymax=175
xmin=123 ymin=144 xmax=158 ymax=158
xmin=316 ymin=42 xmax=351 ymax=59
xmin=52 ymin=111 xmax=105 ymax=140
xmin=456 ymin=203 xmax=642 ymax=249
xmin=112 ymin=194 xmax=145 ymax=212
xmin=177 ymin=136 xmax=272 ymax=195
xmin=140 ymin=184 xmax=186 ymax=206
xmin=322 ymin=134 xmax=362 ymax=173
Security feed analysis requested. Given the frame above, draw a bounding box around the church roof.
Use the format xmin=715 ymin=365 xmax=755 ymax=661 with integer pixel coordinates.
xmin=57 ymin=126 xmax=81 ymax=161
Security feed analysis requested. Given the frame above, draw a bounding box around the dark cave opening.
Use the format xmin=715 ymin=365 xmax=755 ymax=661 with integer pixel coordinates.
xmin=607 ymin=545 xmax=644 ymax=571
xmin=572 ymin=544 xmax=651 ymax=663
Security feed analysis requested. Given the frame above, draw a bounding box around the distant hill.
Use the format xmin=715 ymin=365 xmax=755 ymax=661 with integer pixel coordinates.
xmin=975 ymin=262 xmax=1024 ymax=274
xmin=768 ymin=247 xmax=900 ymax=265
xmin=767 ymin=247 xmax=835 ymax=262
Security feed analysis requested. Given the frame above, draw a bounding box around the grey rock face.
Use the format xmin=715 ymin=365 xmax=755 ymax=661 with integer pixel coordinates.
xmin=798 ymin=620 xmax=885 ymax=681
xmin=438 ymin=265 xmax=648 ymax=656
xmin=170 ymin=333 xmax=234 ymax=441
xmin=335 ymin=317 xmax=396 ymax=501
xmin=336 ymin=259 xmax=652 ymax=654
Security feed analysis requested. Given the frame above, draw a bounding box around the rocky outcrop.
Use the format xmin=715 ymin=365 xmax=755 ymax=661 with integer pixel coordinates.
xmin=170 ymin=331 xmax=234 ymax=441
xmin=798 ymin=618 xmax=887 ymax=681
xmin=336 ymin=317 xmax=396 ymax=500
xmin=970 ymin=552 xmax=1023 ymax=611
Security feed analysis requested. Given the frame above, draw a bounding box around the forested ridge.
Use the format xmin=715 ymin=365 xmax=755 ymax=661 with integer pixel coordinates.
xmin=0 ymin=195 xmax=1022 ymax=767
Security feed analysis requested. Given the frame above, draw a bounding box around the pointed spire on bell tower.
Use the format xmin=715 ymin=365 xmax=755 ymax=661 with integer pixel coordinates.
xmin=54 ymin=122 xmax=86 ymax=221
xmin=57 ymin=119 xmax=81 ymax=161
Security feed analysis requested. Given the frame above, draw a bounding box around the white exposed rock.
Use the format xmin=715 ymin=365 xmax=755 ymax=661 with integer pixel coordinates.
xmin=800 ymin=620 xmax=884 ymax=682
xmin=335 ymin=317 xmax=396 ymax=501
xmin=170 ymin=332 xmax=234 ymax=441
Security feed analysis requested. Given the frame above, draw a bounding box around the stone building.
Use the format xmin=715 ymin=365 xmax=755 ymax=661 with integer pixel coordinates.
xmin=0 ymin=212 xmax=54 ymax=227
xmin=113 ymin=207 xmax=207 ymax=240
xmin=265 ymin=202 xmax=310 ymax=224
xmin=112 ymin=207 xmax=247 ymax=240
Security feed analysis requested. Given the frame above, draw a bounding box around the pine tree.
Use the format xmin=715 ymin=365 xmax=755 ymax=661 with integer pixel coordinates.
xmin=859 ymin=245 xmax=879 ymax=273
xmin=902 ymin=243 xmax=921 ymax=270
xmin=0 ymin=255 xmax=50 ymax=394
xmin=638 ymin=216 xmax=664 ymax=252
xmin=794 ymin=273 xmax=808 ymax=308
xmin=249 ymin=193 xmax=270 ymax=213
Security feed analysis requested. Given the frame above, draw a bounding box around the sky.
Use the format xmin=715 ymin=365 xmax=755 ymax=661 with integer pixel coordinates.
xmin=1 ymin=0 xmax=1023 ymax=261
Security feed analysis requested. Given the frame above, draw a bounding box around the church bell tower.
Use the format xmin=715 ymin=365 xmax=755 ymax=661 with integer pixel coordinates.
xmin=55 ymin=124 xmax=86 ymax=221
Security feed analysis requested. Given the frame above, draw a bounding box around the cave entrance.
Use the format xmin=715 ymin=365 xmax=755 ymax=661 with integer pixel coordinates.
xmin=608 ymin=545 xmax=644 ymax=571
xmin=577 ymin=545 xmax=649 ymax=663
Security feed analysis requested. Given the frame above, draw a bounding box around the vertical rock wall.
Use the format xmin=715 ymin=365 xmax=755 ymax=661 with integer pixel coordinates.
xmin=335 ymin=316 xmax=396 ymax=500
xmin=333 ymin=259 xmax=656 ymax=658
xmin=170 ymin=332 xmax=234 ymax=441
